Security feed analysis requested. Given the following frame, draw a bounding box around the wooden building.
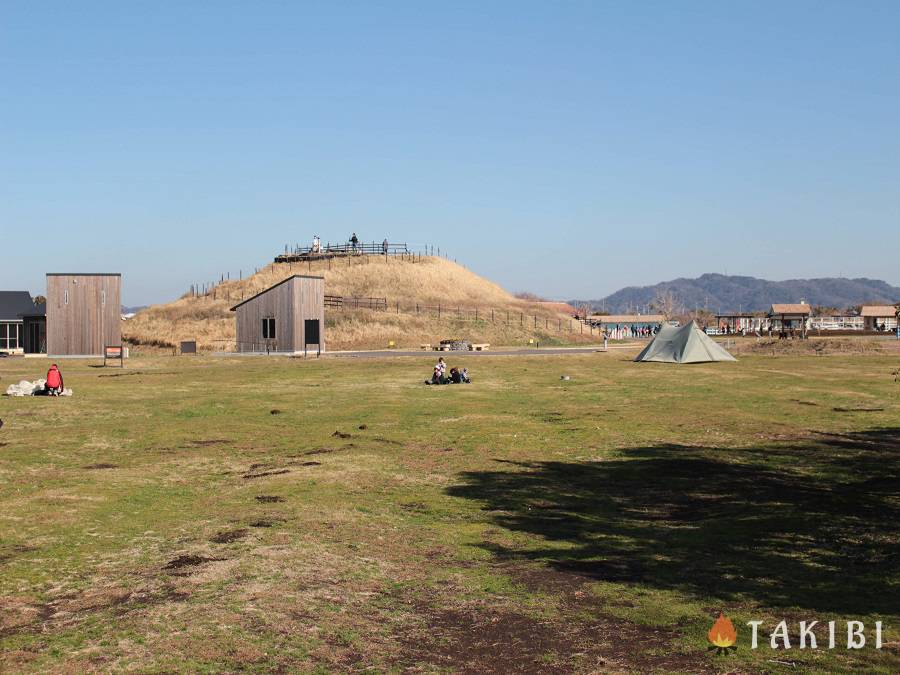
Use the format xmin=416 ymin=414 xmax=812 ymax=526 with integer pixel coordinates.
xmin=587 ymin=313 xmax=665 ymax=327
xmin=230 ymin=275 xmax=325 ymax=354
xmin=46 ymin=273 xmax=122 ymax=356
xmin=767 ymin=303 xmax=811 ymax=336
xmin=714 ymin=312 xmax=761 ymax=334
xmin=860 ymin=305 xmax=899 ymax=331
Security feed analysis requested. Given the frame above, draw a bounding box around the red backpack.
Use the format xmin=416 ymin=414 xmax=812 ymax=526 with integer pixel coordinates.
xmin=46 ymin=366 xmax=62 ymax=389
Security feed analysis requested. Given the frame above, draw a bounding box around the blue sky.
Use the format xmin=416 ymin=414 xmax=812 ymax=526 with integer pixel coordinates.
xmin=2 ymin=1 xmax=898 ymax=305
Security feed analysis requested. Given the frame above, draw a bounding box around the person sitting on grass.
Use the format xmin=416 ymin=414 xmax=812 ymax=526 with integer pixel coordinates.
xmin=449 ymin=367 xmax=472 ymax=384
xmin=426 ymin=358 xmax=452 ymax=385
xmin=45 ymin=364 xmax=64 ymax=396
xmin=426 ymin=366 xmax=446 ymax=385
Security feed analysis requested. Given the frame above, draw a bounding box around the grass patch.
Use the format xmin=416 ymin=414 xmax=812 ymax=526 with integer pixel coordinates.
xmin=0 ymin=351 xmax=897 ymax=672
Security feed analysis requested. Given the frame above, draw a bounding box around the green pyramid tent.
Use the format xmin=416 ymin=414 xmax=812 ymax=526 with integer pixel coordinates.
xmin=634 ymin=321 xmax=736 ymax=363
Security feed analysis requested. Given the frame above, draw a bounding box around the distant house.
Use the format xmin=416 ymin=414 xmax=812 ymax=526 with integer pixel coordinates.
xmin=588 ymin=313 xmax=665 ymax=327
xmin=586 ymin=313 xmax=666 ymax=340
xmin=714 ymin=312 xmax=765 ymax=334
xmin=860 ymin=305 xmax=899 ymax=331
xmin=230 ymin=275 xmax=325 ymax=354
xmin=768 ymin=303 xmax=811 ymax=334
xmin=0 ymin=291 xmax=45 ymax=354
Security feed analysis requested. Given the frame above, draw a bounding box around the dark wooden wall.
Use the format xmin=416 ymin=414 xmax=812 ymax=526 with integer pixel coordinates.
xmin=46 ymin=274 xmax=121 ymax=355
xmin=234 ymin=275 xmax=324 ymax=353
xmin=235 ymin=277 xmax=296 ymax=352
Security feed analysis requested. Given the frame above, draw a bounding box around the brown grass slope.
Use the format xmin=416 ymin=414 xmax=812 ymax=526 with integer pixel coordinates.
xmin=124 ymin=256 xmax=594 ymax=351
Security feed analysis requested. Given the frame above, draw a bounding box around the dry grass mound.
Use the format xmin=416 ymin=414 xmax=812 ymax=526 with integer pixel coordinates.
xmin=124 ymin=256 xmax=598 ymax=351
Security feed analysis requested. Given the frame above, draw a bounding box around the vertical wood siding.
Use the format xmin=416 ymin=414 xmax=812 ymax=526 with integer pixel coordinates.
xmin=46 ymin=274 xmax=122 ymax=355
xmin=235 ymin=278 xmax=296 ymax=351
xmin=235 ymin=276 xmax=324 ymax=352
xmin=291 ymin=276 xmax=325 ymax=353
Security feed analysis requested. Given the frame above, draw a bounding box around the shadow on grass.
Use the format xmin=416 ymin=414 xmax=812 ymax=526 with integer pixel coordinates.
xmin=447 ymin=428 xmax=900 ymax=614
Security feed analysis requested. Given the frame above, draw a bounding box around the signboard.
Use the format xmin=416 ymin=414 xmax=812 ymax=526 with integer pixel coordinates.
xmin=104 ymin=345 xmax=124 ymax=367
xmin=180 ymin=340 xmax=197 ymax=354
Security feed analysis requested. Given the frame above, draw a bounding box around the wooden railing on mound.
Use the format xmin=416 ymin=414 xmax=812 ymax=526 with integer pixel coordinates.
xmin=275 ymin=242 xmax=411 ymax=263
xmin=325 ymin=295 xmax=388 ymax=311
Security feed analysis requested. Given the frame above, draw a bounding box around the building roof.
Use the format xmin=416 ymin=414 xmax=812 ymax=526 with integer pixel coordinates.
xmin=590 ymin=313 xmax=665 ymax=323
xmin=769 ymin=303 xmax=811 ymax=315
xmin=229 ymin=275 xmax=324 ymax=311
xmin=0 ymin=291 xmax=43 ymax=321
xmin=860 ymin=305 xmax=899 ymax=317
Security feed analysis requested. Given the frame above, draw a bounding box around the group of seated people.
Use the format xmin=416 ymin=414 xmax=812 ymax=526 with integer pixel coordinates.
xmin=425 ymin=356 xmax=471 ymax=385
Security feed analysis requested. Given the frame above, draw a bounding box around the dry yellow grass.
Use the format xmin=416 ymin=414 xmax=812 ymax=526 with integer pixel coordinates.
xmin=124 ymin=256 xmax=596 ymax=351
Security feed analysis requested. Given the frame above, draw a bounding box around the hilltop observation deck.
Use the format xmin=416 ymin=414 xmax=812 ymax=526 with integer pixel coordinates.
xmin=275 ymin=241 xmax=410 ymax=263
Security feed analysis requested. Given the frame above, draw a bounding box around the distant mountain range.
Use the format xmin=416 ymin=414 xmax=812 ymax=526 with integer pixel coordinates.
xmin=574 ymin=274 xmax=900 ymax=314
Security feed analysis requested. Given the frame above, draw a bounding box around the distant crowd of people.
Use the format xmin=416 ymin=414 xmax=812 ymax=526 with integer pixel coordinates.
xmin=605 ymin=324 xmax=661 ymax=340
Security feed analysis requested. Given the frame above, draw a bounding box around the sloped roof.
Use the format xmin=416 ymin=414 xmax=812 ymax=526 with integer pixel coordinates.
xmin=0 ymin=291 xmax=42 ymax=321
xmin=590 ymin=314 xmax=665 ymax=323
xmin=229 ymin=275 xmax=324 ymax=311
xmin=860 ymin=305 xmax=899 ymax=317
xmin=769 ymin=303 xmax=811 ymax=315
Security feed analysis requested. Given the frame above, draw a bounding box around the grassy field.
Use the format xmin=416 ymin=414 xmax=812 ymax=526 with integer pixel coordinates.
xmin=0 ymin=350 xmax=898 ymax=673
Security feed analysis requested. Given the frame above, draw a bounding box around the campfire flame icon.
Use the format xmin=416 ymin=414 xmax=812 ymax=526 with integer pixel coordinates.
xmin=707 ymin=612 xmax=738 ymax=654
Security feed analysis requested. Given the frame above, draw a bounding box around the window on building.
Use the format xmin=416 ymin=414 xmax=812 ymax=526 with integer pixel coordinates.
xmin=0 ymin=322 xmax=20 ymax=350
xmin=261 ymin=317 xmax=276 ymax=339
